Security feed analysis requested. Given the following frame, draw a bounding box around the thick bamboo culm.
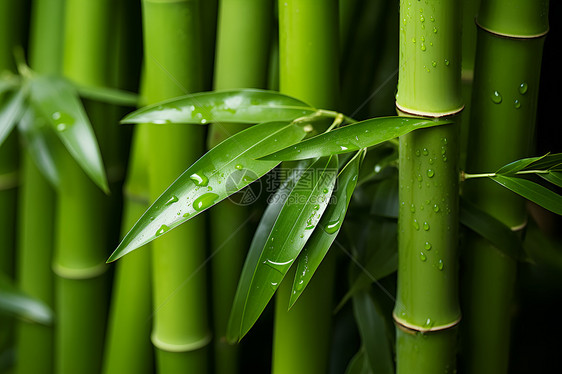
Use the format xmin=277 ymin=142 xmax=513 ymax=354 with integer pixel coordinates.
xmin=210 ymin=1 xmax=273 ymax=373
xmin=394 ymin=0 xmax=463 ymax=372
xmin=15 ymin=1 xmax=65 ymax=373
xmin=272 ymin=1 xmax=339 ymax=373
xmin=141 ymin=1 xmax=210 ymax=372
xmin=54 ymin=1 xmax=116 ymax=373
xmin=461 ymin=1 xmax=549 ymax=373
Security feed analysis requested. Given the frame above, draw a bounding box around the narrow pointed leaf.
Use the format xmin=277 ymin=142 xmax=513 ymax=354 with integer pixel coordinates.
xmin=525 ymin=153 xmax=562 ymax=171
xmin=352 ymin=290 xmax=394 ymax=374
xmin=28 ymin=76 xmax=108 ymax=192
xmin=236 ymin=156 xmax=338 ymax=340
xmin=459 ymin=197 xmax=524 ymax=261
xmin=121 ymin=89 xmax=316 ymax=125
xmin=74 ymin=83 xmax=138 ymax=106
xmin=259 ymin=117 xmax=450 ymax=161
xmin=539 ymin=171 xmax=562 ymax=188
xmin=18 ymin=107 xmax=60 ymax=187
xmin=289 ymin=150 xmax=363 ymax=307
xmin=0 ymin=88 xmax=26 ymax=146
xmin=491 ymin=175 xmax=562 ymax=215
xmin=0 ymin=274 xmax=53 ymax=325
xmin=108 ymin=121 xmax=307 ymax=262
xmin=345 ymin=349 xmax=373 ymax=374
xmin=227 ymin=161 xmax=311 ymax=342
xmin=495 ymin=154 xmax=547 ymax=175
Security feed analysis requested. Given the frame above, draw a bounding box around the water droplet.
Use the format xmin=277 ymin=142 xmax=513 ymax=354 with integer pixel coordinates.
xmin=322 ymin=188 xmax=329 ymax=194
xmin=149 ymin=216 xmax=155 ymax=221
xmin=422 ymin=148 xmax=429 ymax=156
xmin=421 ymin=44 xmax=426 ymax=51
xmin=51 ymin=112 xmax=74 ymax=132
xmin=57 ymin=123 xmax=67 ymax=131
xmin=441 ymin=138 xmax=448 ymax=145
xmin=165 ymin=195 xmax=179 ymax=205
xmin=340 ymin=145 xmax=349 ymax=151
xmin=270 ymin=282 xmax=279 ymax=290
xmin=264 ymin=259 xmax=294 ymax=274
xmin=491 ymin=91 xmax=502 ymax=104
xmin=417 ymin=174 xmax=423 ymax=182
xmin=410 ymin=204 xmax=416 ymax=213
xmin=424 ymin=242 xmax=432 ymax=250
xmin=519 ymin=82 xmax=528 ymax=94
xmin=424 ymin=318 xmax=434 ymax=328
xmin=420 ymin=252 xmax=427 ymax=261
xmin=155 ymin=224 xmax=169 ymax=237
xmin=433 ymin=27 xmax=437 ymax=33
xmin=235 ymin=164 xmax=243 ymax=170
xmin=313 ymin=204 xmax=319 ymax=210
xmin=430 ymin=16 xmax=435 ymax=22
xmin=514 ymin=99 xmax=521 ymax=109
xmin=242 ymin=174 xmax=256 ymax=183
xmin=325 ymin=217 xmax=341 ymax=234
xmin=423 ymin=222 xmax=430 ymax=231
xmin=415 ymin=149 xmax=421 ymax=157
xmin=183 ymin=213 xmax=190 ymax=218
xmin=433 ymin=204 xmax=440 ymax=212
xmin=190 ymin=173 xmax=209 ymax=187
xmin=442 ymin=156 xmax=448 ymax=162
xmin=437 ymin=259 xmax=444 ymax=270
xmin=412 ymin=37 xmax=416 ymax=44
xmin=420 ymin=15 xmax=425 ymax=22
xmin=444 ymin=59 xmax=450 ymax=66
xmin=413 ymin=219 xmax=420 ymax=230
xmin=427 ymin=169 xmax=434 ymax=178
xmin=432 ymin=61 xmax=437 ymax=67
xmin=193 ymin=193 xmax=219 ymax=211
xmin=429 ymin=158 xmax=434 ymax=164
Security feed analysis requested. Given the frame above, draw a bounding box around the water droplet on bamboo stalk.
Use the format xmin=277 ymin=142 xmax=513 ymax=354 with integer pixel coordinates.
xmin=427 ymin=169 xmax=434 ymax=178
xmin=415 ymin=149 xmax=421 ymax=157
xmin=165 ymin=195 xmax=179 ymax=205
xmin=423 ymin=222 xmax=430 ymax=231
xmin=264 ymin=259 xmax=294 ymax=273
xmin=424 ymin=242 xmax=432 ymax=250
xmin=432 ymin=61 xmax=437 ymax=67
xmin=413 ymin=219 xmax=420 ymax=230
xmin=193 ymin=193 xmax=218 ymax=211
xmin=421 ymin=44 xmax=426 ymax=51
xmin=514 ymin=99 xmax=521 ymax=109
xmin=437 ymin=259 xmax=444 ymax=270
xmin=190 ymin=173 xmax=209 ymax=187
xmin=417 ymin=174 xmax=423 ymax=182
xmin=519 ymin=82 xmax=528 ymax=94
xmin=424 ymin=318 xmax=434 ymax=328
xmin=410 ymin=204 xmax=416 ymax=213
xmin=412 ymin=37 xmax=416 ymax=44
xmin=423 ymin=148 xmax=429 ymax=156
xmin=444 ymin=59 xmax=450 ymax=66
xmin=155 ymin=224 xmax=169 ymax=237
xmin=433 ymin=204 xmax=440 ymax=212
xmin=491 ymin=91 xmax=502 ymax=104
xmin=420 ymin=14 xmax=425 ymax=22
xmin=433 ymin=27 xmax=437 ymax=33
xmin=420 ymin=252 xmax=427 ymax=261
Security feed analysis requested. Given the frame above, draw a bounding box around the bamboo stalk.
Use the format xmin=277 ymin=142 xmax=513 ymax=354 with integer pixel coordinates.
xmin=15 ymin=1 xmax=65 ymax=372
xmin=394 ymin=0 xmax=463 ymax=372
xmin=461 ymin=1 xmax=549 ymax=373
xmin=210 ymin=1 xmax=273 ymax=373
xmin=272 ymin=1 xmax=339 ymax=373
xmin=141 ymin=1 xmax=210 ymax=372
xmin=54 ymin=1 xmax=117 ymax=372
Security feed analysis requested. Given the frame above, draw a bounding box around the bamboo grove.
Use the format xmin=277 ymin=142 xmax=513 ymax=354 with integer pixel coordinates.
xmin=1 ymin=0 xmax=561 ymax=373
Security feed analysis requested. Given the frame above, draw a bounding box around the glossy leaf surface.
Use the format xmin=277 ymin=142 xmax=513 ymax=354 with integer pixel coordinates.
xmin=539 ymin=171 xmax=562 ymax=188
xmin=0 ymin=274 xmax=52 ymax=325
xmin=108 ymin=121 xmax=307 ymax=262
xmin=229 ymin=156 xmax=338 ymax=341
xmin=289 ymin=150 xmax=363 ymax=307
xmin=28 ymin=76 xmax=108 ymax=192
xmin=259 ymin=117 xmax=450 ymax=161
xmin=0 ymin=88 xmax=26 ymax=146
xmin=492 ymin=175 xmax=562 ymax=215
xmin=121 ymin=89 xmax=315 ymax=125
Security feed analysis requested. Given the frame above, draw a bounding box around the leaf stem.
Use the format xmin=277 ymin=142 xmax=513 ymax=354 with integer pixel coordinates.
xmin=462 ymin=169 xmax=551 ymax=181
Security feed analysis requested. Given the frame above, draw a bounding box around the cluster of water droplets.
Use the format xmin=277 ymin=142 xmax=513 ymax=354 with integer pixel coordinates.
xmin=490 ymin=82 xmax=528 ymax=109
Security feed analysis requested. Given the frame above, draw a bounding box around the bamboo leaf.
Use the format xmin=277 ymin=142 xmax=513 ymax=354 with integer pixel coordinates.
xmin=227 ymin=161 xmax=312 ymax=342
xmin=492 ymin=175 xmax=562 ymax=215
xmin=74 ymin=83 xmax=139 ymax=106
xmin=459 ymin=197 xmax=524 ymax=261
xmin=352 ymin=290 xmax=394 ymax=374
xmin=345 ymin=349 xmax=373 ymax=374
xmin=0 ymin=88 xmax=26 ymax=146
xmin=258 ymin=117 xmax=450 ymax=161
xmin=539 ymin=171 xmax=562 ymax=188
xmin=525 ymin=153 xmax=562 ymax=171
xmin=28 ymin=76 xmax=109 ymax=193
xmin=495 ymin=154 xmax=547 ymax=175
xmin=108 ymin=121 xmax=307 ymax=262
xmin=121 ymin=89 xmax=316 ymax=125
xmin=0 ymin=273 xmax=53 ymax=325
xmin=289 ymin=150 xmax=363 ymax=307
xmin=17 ymin=107 xmax=60 ymax=187
xmin=232 ymin=156 xmax=338 ymax=340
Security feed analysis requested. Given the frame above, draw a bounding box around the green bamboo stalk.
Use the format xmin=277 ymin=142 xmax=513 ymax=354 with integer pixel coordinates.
xmin=210 ymin=1 xmax=273 ymax=373
xmin=54 ymin=1 xmax=117 ymax=373
xmin=0 ymin=0 xmax=26 ymax=359
xmin=141 ymin=1 xmax=210 ymax=372
xmin=15 ymin=1 xmax=65 ymax=372
xmin=394 ymin=0 xmax=463 ymax=373
xmin=461 ymin=1 xmax=549 ymax=373
xmin=272 ymin=1 xmax=339 ymax=373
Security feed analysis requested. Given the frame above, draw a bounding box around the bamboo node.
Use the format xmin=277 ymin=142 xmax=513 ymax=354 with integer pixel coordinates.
xmin=475 ymin=19 xmax=549 ymax=39
xmin=395 ymin=102 xmax=464 ymax=119
xmin=393 ymin=312 xmax=461 ymax=333
xmin=151 ymin=331 xmax=212 ymax=353
xmin=52 ymin=261 xmax=109 ymax=279
xmin=510 ymin=220 xmax=527 ymax=232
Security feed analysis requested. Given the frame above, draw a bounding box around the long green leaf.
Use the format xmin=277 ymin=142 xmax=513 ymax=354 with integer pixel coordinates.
xmin=289 ymin=150 xmax=363 ymax=307
xmin=459 ymin=197 xmax=524 ymax=261
xmin=539 ymin=171 xmax=562 ymax=188
xmin=28 ymin=75 xmax=108 ymax=192
xmin=258 ymin=117 xmax=450 ymax=161
xmin=495 ymin=154 xmax=547 ymax=175
xmin=492 ymin=175 xmax=562 ymax=215
xmin=227 ymin=161 xmax=312 ymax=342
xmin=0 ymin=88 xmax=26 ymax=146
xmin=108 ymin=121 xmax=307 ymax=262
xmin=352 ymin=290 xmax=394 ymax=374
xmin=235 ymin=156 xmax=338 ymax=340
xmin=525 ymin=153 xmax=562 ymax=171
xmin=17 ymin=107 xmax=60 ymax=187
xmin=121 ymin=89 xmax=316 ymax=125
xmin=74 ymin=82 xmax=139 ymax=106
xmin=0 ymin=273 xmax=53 ymax=325
xmin=345 ymin=349 xmax=373 ymax=374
